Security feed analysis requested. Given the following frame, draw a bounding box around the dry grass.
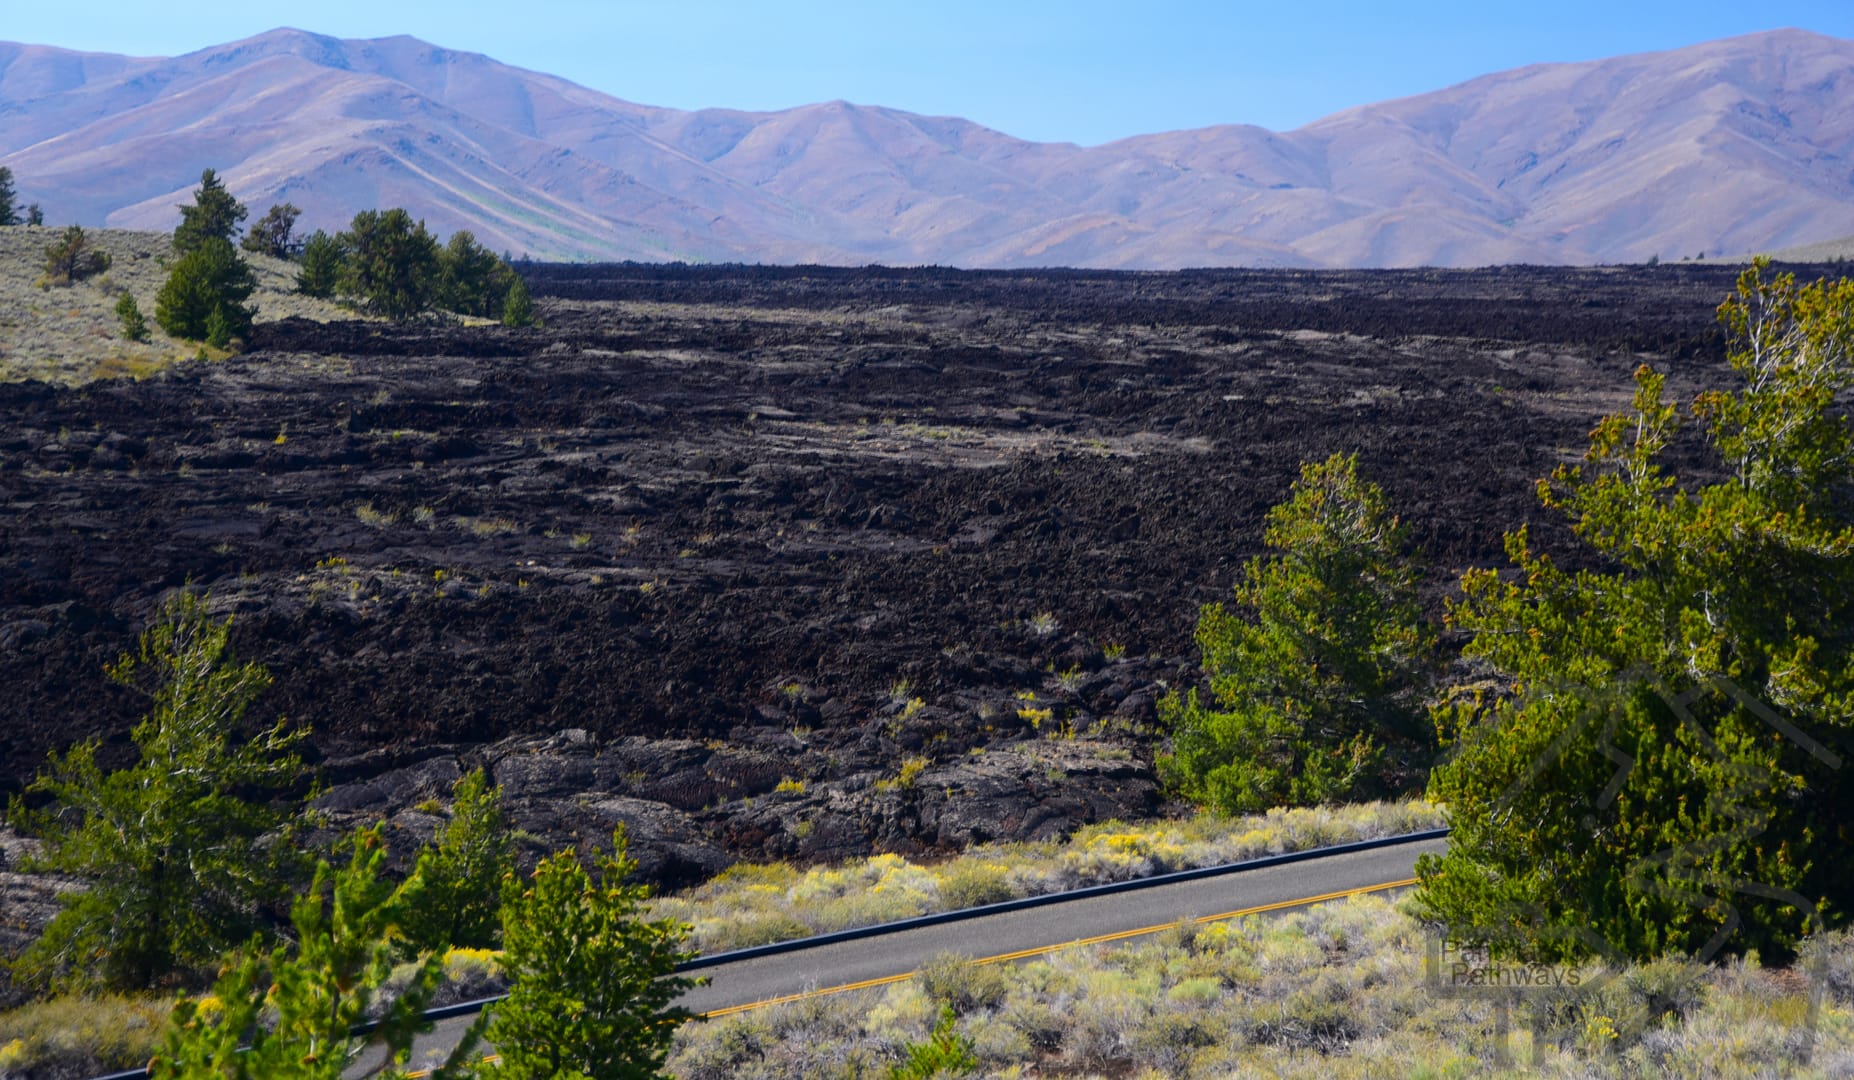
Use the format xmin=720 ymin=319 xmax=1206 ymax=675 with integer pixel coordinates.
xmin=652 ymin=800 xmax=1446 ymax=954
xmin=0 ymin=226 xmax=352 ymax=386
xmin=668 ymin=895 xmax=1854 ymax=1079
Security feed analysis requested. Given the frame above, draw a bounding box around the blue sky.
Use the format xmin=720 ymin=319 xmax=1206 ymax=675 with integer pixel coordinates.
xmin=9 ymin=1 xmax=1854 ymax=145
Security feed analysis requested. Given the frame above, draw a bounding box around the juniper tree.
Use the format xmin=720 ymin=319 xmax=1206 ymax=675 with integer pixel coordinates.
xmin=1417 ymin=260 xmax=1854 ymax=963
xmin=9 ymin=592 xmax=307 ymax=990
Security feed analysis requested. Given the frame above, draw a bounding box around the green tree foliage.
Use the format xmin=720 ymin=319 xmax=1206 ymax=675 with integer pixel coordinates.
xmin=296 ymin=229 xmax=342 ymax=298
xmin=502 ymin=274 xmax=536 ymax=328
xmin=155 ymin=237 xmax=256 ymax=343
xmin=1416 ymin=260 xmax=1854 ymax=963
xmin=40 ymin=225 xmax=111 ymax=286
xmin=241 ymin=202 xmax=303 ymax=259
xmin=171 ymin=169 xmax=247 ymax=256
xmin=0 ymin=166 xmax=18 ymax=226
xmin=116 ymin=292 xmax=150 ymax=342
xmin=399 ymin=768 xmax=516 ymax=955
xmin=438 ymin=230 xmax=516 ymax=318
xmin=888 ymin=1004 xmax=979 ymax=1079
xmin=8 ymin=592 xmax=307 ymax=991
xmin=150 ymin=826 xmax=479 ymax=1080
xmin=481 ymin=829 xmax=697 ymax=1079
xmin=336 ymin=208 xmax=441 ymax=320
xmin=1159 ymin=452 xmax=1430 ymax=813
xmin=26 ymin=203 xmax=43 ymax=227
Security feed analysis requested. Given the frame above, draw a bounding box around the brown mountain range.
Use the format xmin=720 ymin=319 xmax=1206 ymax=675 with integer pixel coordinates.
xmin=2 ymin=27 xmax=1851 ymax=266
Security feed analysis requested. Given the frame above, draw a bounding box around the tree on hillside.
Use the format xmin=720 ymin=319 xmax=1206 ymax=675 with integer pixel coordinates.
xmin=502 ymin=275 xmax=536 ymax=328
xmin=1159 ymin=452 xmax=1431 ymax=813
xmin=173 ymin=169 xmax=248 ymax=256
xmin=437 ymin=229 xmax=517 ymax=319
xmin=0 ymin=166 xmax=19 ymax=226
xmin=1416 ymin=260 xmax=1854 ymax=964
xmin=40 ymin=224 xmax=111 ymax=286
xmin=156 ymin=237 xmax=256 ymax=344
xmin=296 ymin=229 xmax=342 ymax=298
xmin=337 ymin=208 xmax=441 ymax=320
xmin=242 ymin=202 xmax=303 ymax=259
xmin=480 ymin=830 xmax=697 ymax=1079
xmin=9 ymin=592 xmax=308 ymax=991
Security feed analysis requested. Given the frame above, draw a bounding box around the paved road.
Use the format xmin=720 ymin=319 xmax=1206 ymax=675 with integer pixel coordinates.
xmin=393 ymin=835 xmax=1445 ymax=1073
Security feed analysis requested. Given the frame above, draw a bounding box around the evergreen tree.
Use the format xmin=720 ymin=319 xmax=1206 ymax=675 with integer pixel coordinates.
xmin=172 ymin=169 xmax=247 ymax=256
xmin=437 ymin=230 xmax=515 ymax=318
xmin=150 ymin=827 xmax=479 ymax=1080
xmin=26 ymin=204 xmax=44 ymax=227
xmin=502 ymin=275 xmax=536 ymax=328
xmin=155 ymin=237 xmax=256 ymax=343
xmin=481 ymin=830 xmax=696 ymax=1079
xmin=336 ymin=209 xmax=441 ymax=320
xmin=399 ymin=768 xmax=516 ymax=955
xmin=116 ymin=292 xmax=150 ymax=342
xmin=1417 ymin=260 xmax=1854 ymax=963
xmin=40 ymin=225 xmax=111 ymax=285
xmin=296 ymin=229 xmax=343 ymax=298
xmin=0 ymin=166 xmax=18 ymax=226
xmin=9 ymin=592 xmax=307 ymax=990
xmin=241 ymin=202 xmax=303 ymax=259
xmin=1159 ymin=452 xmax=1430 ymax=813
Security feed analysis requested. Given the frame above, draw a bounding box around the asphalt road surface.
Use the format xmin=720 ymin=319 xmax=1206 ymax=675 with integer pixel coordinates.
xmin=392 ymin=835 xmax=1445 ymax=1074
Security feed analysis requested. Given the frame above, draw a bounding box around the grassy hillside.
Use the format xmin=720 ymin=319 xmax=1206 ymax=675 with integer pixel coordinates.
xmin=0 ymin=226 xmax=348 ymax=385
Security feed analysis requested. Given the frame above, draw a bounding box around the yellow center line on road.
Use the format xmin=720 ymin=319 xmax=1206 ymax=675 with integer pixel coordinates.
xmin=405 ymin=876 xmax=1418 ymax=1073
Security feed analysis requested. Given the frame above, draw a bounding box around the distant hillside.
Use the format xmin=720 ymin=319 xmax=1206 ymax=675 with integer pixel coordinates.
xmin=3 ymin=28 xmax=1854 ymax=267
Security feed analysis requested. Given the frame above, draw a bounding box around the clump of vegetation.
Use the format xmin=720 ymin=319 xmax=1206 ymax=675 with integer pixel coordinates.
xmin=296 ymin=228 xmax=342 ymax=298
xmin=7 ymin=591 xmax=308 ymax=992
xmin=0 ymin=165 xmax=21 ymax=226
xmin=336 ymin=208 xmax=442 ymax=320
xmin=1420 ymin=260 xmax=1854 ymax=964
xmin=1161 ymin=451 xmax=1431 ymax=814
xmin=502 ymin=274 xmax=536 ymax=327
xmin=241 ymin=202 xmax=302 ymax=259
xmin=156 ymin=170 xmax=258 ymax=345
xmin=40 ymin=224 xmax=111 ymax=286
xmin=115 ymin=291 xmax=149 ymax=342
xmin=477 ymin=829 xmax=697 ymax=1079
xmin=398 ymin=767 xmax=517 ymax=956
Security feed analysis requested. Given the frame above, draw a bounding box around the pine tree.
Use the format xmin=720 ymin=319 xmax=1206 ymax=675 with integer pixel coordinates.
xmin=156 ymin=237 xmax=256 ymax=343
xmin=116 ymin=292 xmax=150 ymax=342
xmin=26 ymin=203 xmax=44 ymax=227
xmin=40 ymin=225 xmax=111 ymax=286
xmin=1159 ymin=452 xmax=1430 ymax=813
xmin=9 ymin=592 xmax=307 ymax=990
xmin=437 ymin=230 xmax=514 ymax=318
xmin=0 ymin=166 xmax=18 ymax=226
xmin=336 ymin=209 xmax=440 ymax=320
xmin=1417 ymin=260 xmax=1854 ymax=964
xmin=172 ymin=169 xmax=247 ymax=256
xmin=502 ymin=275 xmax=536 ymax=328
xmin=399 ymin=768 xmax=516 ymax=955
xmin=296 ymin=229 xmax=343 ymax=298
xmin=481 ymin=830 xmax=696 ymax=1079
xmin=241 ymin=202 xmax=303 ymax=259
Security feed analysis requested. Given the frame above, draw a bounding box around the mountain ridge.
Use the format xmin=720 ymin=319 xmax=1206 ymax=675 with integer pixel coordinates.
xmin=2 ymin=27 xmax=1852 ymax=267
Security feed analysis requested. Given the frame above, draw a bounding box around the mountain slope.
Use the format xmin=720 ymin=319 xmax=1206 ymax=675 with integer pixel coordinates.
xmin=2 ymin=27 xmax=1852 ymax=266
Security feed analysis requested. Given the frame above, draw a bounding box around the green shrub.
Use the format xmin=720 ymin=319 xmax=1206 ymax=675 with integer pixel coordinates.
xmin=295 ymin=229 xmax=342 ymax=298
xmin=0 ymin=994 xmax=169 ymax=1076
xmin=502 ymin=275 xmax=536 ymax=327
xmin=336 ymin=208 xmax=440 ymax=320
xmin=918 ymin=952 xmax=1008 ymax=1014
xmin=937 ymin=861 xmax=1014 ymax=910
xmin=399 ymin=767 xmax=516 ymax=956
xmin=887 ymin=1004 xmax=977 ymax=1079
